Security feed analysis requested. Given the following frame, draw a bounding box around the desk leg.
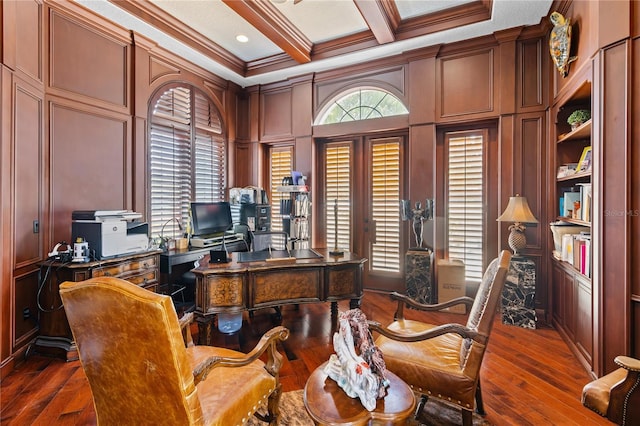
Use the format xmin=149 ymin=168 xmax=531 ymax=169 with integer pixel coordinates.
xmin=196 ymin=316 xmax=213 ymax=345
xmin=349 ymin=298 xmax=361 ymax=309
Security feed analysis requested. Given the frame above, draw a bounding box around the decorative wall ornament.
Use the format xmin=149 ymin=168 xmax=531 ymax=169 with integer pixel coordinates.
xmin=324 ymin=309 xmax=389 ymax=411
xmin=549 ymin=11 xmax=577 ymax=77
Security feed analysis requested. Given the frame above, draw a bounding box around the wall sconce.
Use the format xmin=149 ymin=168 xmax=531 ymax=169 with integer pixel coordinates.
xmin=496 ymin=194 xmax=538 ymax=256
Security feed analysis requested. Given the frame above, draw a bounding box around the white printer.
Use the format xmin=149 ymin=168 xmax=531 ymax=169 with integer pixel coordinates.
xmin=72 ymin=210 xmax=150 ymax=259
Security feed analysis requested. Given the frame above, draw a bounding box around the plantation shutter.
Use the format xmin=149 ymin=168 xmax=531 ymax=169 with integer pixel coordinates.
xmin=370 ymin=138 xmax=401 ymax=272
xmin=149 ymin=86 xmax=226 ymax=241
xmin=325 ymin=143 xmax=352 ymax=252
xmin=149 ymin=87 xmax=192 ymax=239
xmin=193 ymin=91 xmax=225 ymax=201
xmin=269 ymin=147 xmax=293 ymax=232
xmin=447 ymin=132 xmax=484 ymax=282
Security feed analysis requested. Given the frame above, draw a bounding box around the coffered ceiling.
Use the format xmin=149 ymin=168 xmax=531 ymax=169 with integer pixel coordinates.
xmin=75 ymin=0 xmax=553 ymax=87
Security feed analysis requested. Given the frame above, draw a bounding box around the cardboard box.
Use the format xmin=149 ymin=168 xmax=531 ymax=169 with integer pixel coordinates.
xmin=437 ymin=259 xmax=466 ymax=314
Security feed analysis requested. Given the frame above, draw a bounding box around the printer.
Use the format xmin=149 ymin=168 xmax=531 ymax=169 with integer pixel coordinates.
xmin=72 ymin=210 xmax=150 ymax=259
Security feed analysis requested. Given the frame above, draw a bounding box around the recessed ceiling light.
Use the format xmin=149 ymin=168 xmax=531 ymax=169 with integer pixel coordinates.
xmin=236 ymin=34 xmax=249 ymax=43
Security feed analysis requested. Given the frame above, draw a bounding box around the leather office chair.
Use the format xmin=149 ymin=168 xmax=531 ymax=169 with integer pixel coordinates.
xmin=59 ymin=276 xmax=289 ymax=425
xmin=251 ymin=231 xmax=288 ymax=252
xmin=582 ymin=356 xmax=640 ymax=425
xmin=369 ymin=250 xmax=511 ymax=426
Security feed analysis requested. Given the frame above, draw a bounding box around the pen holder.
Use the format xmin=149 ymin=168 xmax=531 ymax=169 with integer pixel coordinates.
xmin=176 ymin=238 xmax=189 ymax=249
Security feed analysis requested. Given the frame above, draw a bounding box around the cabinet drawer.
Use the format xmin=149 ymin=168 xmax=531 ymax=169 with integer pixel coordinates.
xmin=126 ymin=269 xmax=159 ymax=288
xmin=92 ymin=255 xmax=158 ymax=278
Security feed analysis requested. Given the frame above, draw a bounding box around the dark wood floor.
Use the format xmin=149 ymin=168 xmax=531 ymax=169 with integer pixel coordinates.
xmin=1 ymin=290 xmax=609 ymax=425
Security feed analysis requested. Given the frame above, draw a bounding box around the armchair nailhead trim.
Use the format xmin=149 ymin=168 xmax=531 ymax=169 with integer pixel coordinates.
xmin=407 ymin=382 xmax=471 ymax=409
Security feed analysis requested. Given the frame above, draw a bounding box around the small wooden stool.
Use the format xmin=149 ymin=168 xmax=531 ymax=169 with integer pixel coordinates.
xmin=304 ymin=361 xmax=416 ymax=425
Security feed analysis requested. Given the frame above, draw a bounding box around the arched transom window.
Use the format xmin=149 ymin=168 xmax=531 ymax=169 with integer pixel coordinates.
xmin=316 ymin=88 xmax=408 ymax=125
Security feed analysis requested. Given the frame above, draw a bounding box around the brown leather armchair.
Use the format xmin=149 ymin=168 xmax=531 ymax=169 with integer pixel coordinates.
xmin=59 ymin=276 xmax=289 ymax=425
xmin=369 ymin=250 xmax=511 ymax=426
xmin=582 ymin=356 xmax=640 ymax=425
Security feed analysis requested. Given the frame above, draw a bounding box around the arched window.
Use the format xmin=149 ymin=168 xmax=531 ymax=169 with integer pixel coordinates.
xmin=148 ymin=85 xmax=226 ymax=240
xmin=316 ymin=88 xmax=408 ymax=125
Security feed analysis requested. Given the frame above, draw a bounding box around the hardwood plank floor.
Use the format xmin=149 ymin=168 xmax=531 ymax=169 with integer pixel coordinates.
xmin=1 ymin=290 xmax=609 ymax=425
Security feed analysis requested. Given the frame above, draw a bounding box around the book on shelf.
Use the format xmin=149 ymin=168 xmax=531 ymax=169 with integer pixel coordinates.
xmin=577 ymin=183 xmax=592 ymax=222
xmin=562 ymin=232 xmax=591 ymax=277
xmin=562 ymin=190 xmax=581 ymax=219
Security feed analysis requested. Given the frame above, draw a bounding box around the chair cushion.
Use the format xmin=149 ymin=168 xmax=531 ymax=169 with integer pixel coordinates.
xmin=582 ymin=367 xmax=627 ymax=416
xmin=187 ymin=346 xmax=277 ymax=425
xmin=375 ymin=319 xmax=479 ymax=409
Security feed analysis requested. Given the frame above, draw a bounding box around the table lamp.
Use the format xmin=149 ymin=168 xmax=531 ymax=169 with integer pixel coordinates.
xmin=496 ymin=194 xmax=538 ymax=255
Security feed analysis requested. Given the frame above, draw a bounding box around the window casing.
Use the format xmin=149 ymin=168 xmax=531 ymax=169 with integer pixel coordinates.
xmin=149 ymin=85 xmax=225 ymax=241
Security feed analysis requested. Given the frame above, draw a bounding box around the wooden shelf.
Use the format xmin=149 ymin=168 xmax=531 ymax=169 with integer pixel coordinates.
xmin=557 ymin=119 xmax=592 ymax=144
xmin=557 ymin=170 xmax=591 ymax=182
xmin=276 ymin=185 xmax=308 ymax=193
xmin=555 ymin=217 xmax=591 ymax=227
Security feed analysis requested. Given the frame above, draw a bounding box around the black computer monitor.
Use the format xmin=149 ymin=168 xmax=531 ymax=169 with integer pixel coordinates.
xmin=190 ymin=201 xmax=232 ymax=237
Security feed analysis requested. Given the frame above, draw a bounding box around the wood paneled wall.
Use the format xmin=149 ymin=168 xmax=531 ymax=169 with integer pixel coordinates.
xmin=0 ymin=0 xmax=238 ymax=376
xmin=250 ymin=29 xmax=549 ymax=309
xmin=4 ymin=0 xmax=636 ymax=380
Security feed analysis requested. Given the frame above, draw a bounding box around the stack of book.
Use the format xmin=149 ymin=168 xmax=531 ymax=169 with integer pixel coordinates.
xmin=561 ymin=231 xmax=591 ymax=277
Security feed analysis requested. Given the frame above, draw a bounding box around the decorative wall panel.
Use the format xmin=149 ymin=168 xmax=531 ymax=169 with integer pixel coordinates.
xmin=50 ymin=104 xmax=130 ymax=245
xmin=438 ymin=49 xmax=493 ymax=117
xmin=49 ymin=11 xmax=128 ymax=108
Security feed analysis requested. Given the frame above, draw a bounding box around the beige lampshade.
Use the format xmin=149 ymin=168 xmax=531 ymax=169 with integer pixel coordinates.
xmin=496 ymin=195 xmax=538 ymax=223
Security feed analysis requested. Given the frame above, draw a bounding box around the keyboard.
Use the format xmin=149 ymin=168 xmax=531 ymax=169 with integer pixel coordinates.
xmin=190 ymin=234 xmax=244 ymax=248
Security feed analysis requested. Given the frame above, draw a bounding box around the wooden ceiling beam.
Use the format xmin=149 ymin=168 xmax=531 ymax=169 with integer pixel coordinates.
xmin=353 ymin=0 xmax=397 ymax=45
xmin=222 ymin=0 xmax=312 ymax=64
xmin=109 ymin=0 xmax=245 ymax=75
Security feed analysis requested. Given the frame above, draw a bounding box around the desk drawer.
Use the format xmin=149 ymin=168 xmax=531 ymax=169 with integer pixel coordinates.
xmin=91 ymin=254 xmax=159 ymax=292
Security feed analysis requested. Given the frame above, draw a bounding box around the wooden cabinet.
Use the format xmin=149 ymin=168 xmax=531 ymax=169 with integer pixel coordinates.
xmin=33 ymin=250 xmax=161 ymax=360
xmin=551 ymin=260 xmax=592 ymax=372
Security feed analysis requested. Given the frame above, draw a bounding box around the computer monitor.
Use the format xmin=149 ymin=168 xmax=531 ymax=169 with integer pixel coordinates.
xmin=190 ymin=201 xmax=232 ymax=237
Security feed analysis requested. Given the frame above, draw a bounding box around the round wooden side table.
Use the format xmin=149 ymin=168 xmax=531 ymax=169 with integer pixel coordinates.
xmin=303 ymin=361 xmax=416 ymax=425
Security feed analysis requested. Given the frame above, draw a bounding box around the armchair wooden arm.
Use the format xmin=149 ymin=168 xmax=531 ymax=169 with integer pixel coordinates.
xmin=193 ymin=325 xmax=290 ymax=384
xmin=389 ymin=291 xmax=475 ymax=320
xmin=368 ymin=320 xmax=484 ymax=344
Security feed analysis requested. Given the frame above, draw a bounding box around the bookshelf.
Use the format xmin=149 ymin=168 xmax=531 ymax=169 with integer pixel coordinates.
xmin=551 ymin=78 xmax=593 ymax=370
xmin=276 ymin=185 xmax=311 ymax=249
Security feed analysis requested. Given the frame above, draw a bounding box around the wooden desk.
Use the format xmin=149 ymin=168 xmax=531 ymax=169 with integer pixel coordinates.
xmin=304 ymin=361 xmax=416 ymax=425
xmin=159 ymin=239 xmax=249 ymax=274
xmin=191 ymin=249 xmax=366 ymax=344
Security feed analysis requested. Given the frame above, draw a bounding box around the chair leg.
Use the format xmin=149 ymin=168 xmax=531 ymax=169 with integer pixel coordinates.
xmin=475 ymin=379 xmax=486 ymax=415
xmin=266 ymin=384 xmax=282 ymax=426
xmin=414 ymin=394 xmax=428 ymax=420
xmin=462 ymin=408 xmax=473 ymax=426
xmin=254 ymin=384 xmax=282 ymax=425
